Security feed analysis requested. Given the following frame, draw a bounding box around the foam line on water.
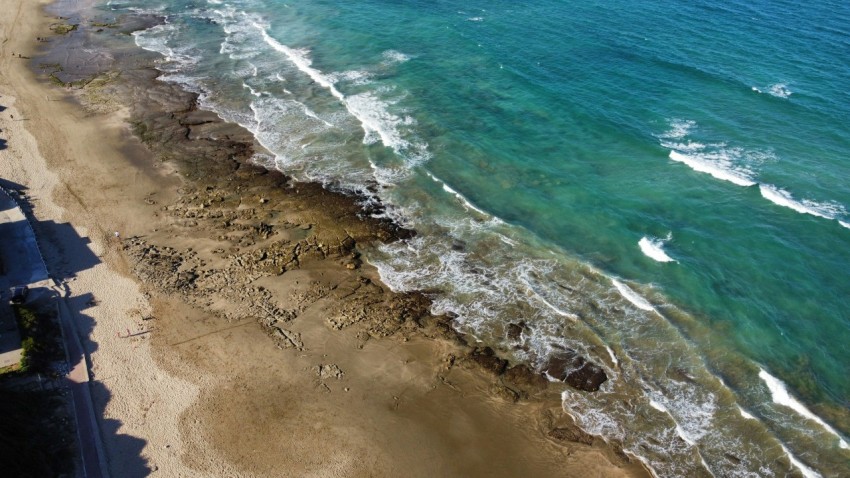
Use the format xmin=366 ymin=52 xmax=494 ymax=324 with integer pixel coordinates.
xmin=659 ymin=119 xmax=762 ymax=187
xmin=612 ymin=279 xmax=656 ymax=312
xmin=605 ymin=345 xmax=619 ymax=367
xmin=251 ymin=21 xmax=429 ymax=166
xmin=737 ymin=406 xmax=756 ymax=420
xmin=529 ymin=288 xmax=577 ymax=320
xmin=769 ymin=83 xmax=792 ymax=98
xmin=759 ymin=184 xmax=846 ymax=221
xmin=382 ymin=50 xmax=411 ymax=64
xmin=752 ymin=83 xmax=792 ymax=98
xmin=668 ymin=151 xmax=756 ymax=187
xmin=425 ymin=171 xmax=489 ymax=216
xmin=639 ymin=236 xmax=677 ymax=263
xmin=840 ymin=220 xmax=850 ymax=230
xmin=780 ymin=444 xmax=822 ymax=478
xmin=759 ymin=369 xmax=849 ymax=449
xmin=648 ymin=400 xmax=695 ymax=446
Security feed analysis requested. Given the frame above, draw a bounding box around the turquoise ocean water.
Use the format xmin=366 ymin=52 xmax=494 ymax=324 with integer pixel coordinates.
xmin=108 ymin=0 xmax=850 ymax=475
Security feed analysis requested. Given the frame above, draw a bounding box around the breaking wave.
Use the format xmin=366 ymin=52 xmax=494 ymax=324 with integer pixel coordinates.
xmin=759 ymin=369 xmax=849 ymax=450
xmin=639 ymin=235 xmax=677 ymax=263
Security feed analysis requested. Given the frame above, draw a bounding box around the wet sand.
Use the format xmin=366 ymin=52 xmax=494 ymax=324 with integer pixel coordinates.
xmin=0 ymin=1 xmax=650 ymax=476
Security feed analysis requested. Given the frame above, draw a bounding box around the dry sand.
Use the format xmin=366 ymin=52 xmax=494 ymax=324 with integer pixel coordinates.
xmin=0 ymin=1 xmax=650 ymax=477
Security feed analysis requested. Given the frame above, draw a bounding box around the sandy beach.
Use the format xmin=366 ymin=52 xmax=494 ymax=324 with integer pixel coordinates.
xmin=1 ymin=1 xmax=650 ymax=476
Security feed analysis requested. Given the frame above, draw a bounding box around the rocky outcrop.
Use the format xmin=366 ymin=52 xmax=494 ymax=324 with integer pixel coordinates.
xmin=544 ymin=350 xmax=607 ymax=392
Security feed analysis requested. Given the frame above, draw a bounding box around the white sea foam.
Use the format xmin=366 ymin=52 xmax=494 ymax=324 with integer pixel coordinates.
xmin=302 ymin=106 xmax=333 ymax=127
xmin=382 ymin=50 xmax=411 ymax=64
xmin=737 ymin=406 xmax=756 ymax=420
xmin=639 ymin=236 xmax=676 ymax=263
xmin=780 ymin=444 xmax=822 ymax=478
xmin=664 ymin=119 xmax=696 ymax=139
xmin=243 ymin=83 xmax=262 ymax=97
xmin=531 ymin=289 xmax=577 ymax=319
xmin=668 ymin=150 xmax=756 ymax=187
xmin=699 ymin=456 xmax=716 ymax=478
xmin=605 ymin=345 xmax=619 ymax=366
xmin=759 ymin=369 xmax=849 ymax=449
xmin=840 ymin=220 xmax=850 ymax=230
xmin=676 ymin=423 xmax=696 ymax=446
xmin=752 ymin=83 xmax=791 ymax=98
xmin=497 ymin=233 xmax=518 ymax=246
xmin=659 ymin=120 xmax=765 ymax=187
xmin=327 ymin=69 xmax=372 ymax=86
xmin=759 ymin=185 xmax=845 ymax=221
xmin=425 ymin=172 xmax=488 ymax=215
xmin=649 ymin=399 xmax=668 ymax=412
xmin=252 ymin=21 xmax=430 ymax=168
xmin=768 ymin=83 xmax=792 ymax=98
xmin=133 ymin=24 xmax=179 ymax=61
xmin=612 ymin=279 xmax=656 ymax=312
xmin=648 ymin=400 xmax=695 ymax=445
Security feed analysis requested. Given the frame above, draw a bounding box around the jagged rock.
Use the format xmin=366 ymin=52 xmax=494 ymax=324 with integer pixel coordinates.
xmin=469 ymin=346 xmax=508 ymax=376
xmin=490 ymin=384 xmax=520 ymax=402
xmin=271 ymin=327 xmax=302 ymax=350
xmin=503 ymin=364 xmax=548 ymax=393
xmin=565 ymin=361 xmax=607 ymax=392
xmin=316 ymin=363 xmax=344 ymax=380
xmin=506 ymin=322 xmax=524 ymax=341
xmin=548 ymin=425 xmax=595 ymax=445
xmin=543 ymin=350 xmax=607 ymax=392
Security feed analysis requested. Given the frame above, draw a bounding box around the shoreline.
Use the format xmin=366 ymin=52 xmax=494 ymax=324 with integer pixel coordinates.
xmin=1 ymin=1 xmax=650 ymax=476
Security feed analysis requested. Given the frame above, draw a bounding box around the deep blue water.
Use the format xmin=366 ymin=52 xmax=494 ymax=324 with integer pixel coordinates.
xmin=109 ymin=0 xmax=850 ymax=475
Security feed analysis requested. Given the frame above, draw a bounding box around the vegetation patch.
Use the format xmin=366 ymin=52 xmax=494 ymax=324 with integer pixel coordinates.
xmin=91 ymin=20 xmax=120 ymax=28
xmin=49 ymin=22 xmax=78 ymax=35
xmin=11 ymin=305 xmax=62 ymax=374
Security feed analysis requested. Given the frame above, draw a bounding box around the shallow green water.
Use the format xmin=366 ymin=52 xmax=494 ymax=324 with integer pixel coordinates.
xmin=108 ymin=0 xmax=850 ymax=474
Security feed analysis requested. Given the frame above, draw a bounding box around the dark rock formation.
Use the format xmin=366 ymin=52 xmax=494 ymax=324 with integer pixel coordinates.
xmin=469 ymin=346 xmax=508 ymax=376
xmin=503 ymin=364 xmax=549 ymax=393
xmin=543 ymin=350 xmax=607 ymax=392
xmin=506 ymin=321 xmax=528 ymax=341
xmin=548 ymin=425 xmax=596 ymax=446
